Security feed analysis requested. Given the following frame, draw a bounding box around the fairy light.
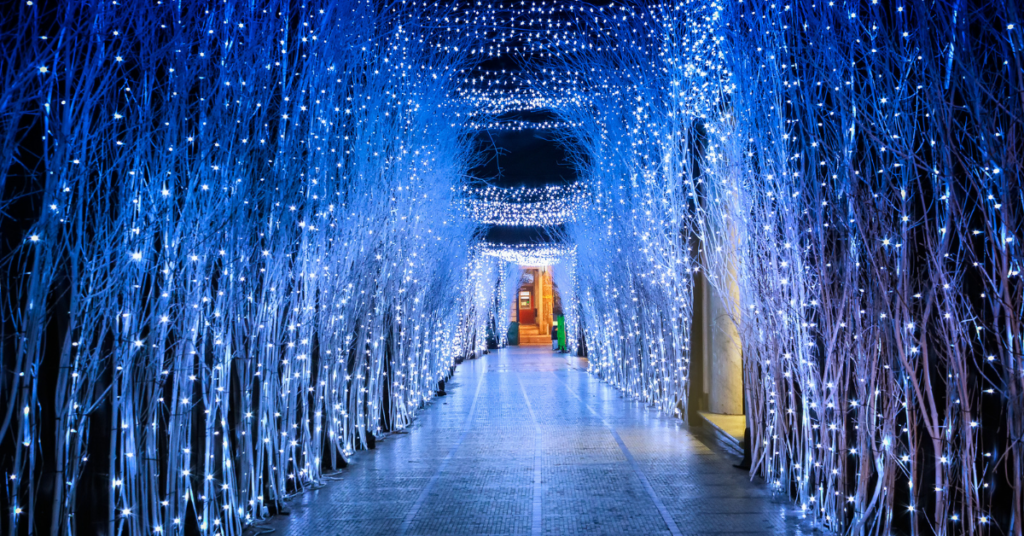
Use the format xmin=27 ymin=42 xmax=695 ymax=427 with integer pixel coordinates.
xmin=479 ymin=243 xmax=575 ymax=266
xmin=1 ymin=1 xmax=1019 ymax=535
xmin=0 ymin=2 xmax=510 ymax=535
xmin=461 ymin=183 xmax=588 ymax=226
xmin=463 ymin=1 xmax=1018 ymax=534
xmin=465 ymin=119 xmax=584 ymax=131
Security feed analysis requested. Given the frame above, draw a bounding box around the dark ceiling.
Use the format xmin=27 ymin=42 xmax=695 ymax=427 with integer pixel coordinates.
xmin=468 ymin=117 xmax=579 ymax=188
xmin=481 ymin=224 xmax=568 ymax=245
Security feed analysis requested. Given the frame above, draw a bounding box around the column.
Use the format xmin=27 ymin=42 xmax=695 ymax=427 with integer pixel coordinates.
xmin=707 ymin=217 xmax=743 ymax=415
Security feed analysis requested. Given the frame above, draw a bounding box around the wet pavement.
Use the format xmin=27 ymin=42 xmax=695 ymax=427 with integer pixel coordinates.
xmin=258 ymin=346 xmax=817 ymax=535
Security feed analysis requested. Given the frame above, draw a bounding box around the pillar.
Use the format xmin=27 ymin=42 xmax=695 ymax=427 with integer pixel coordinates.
xmin=540 ymin=267 xmax=552 ymax=334
xmin=532 ymin=268 xmax=542 ymax=328
xmin=707 ymin=262 xmax=742 ymax=414
xmin=706 ymin=217 xmax=743 ymax=415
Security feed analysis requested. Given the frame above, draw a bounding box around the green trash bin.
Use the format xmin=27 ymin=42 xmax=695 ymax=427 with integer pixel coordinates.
xmin=507 ymin=321 xmax=519 ymax=346
xmin=556 ymin=315 xmax=567 ymax=352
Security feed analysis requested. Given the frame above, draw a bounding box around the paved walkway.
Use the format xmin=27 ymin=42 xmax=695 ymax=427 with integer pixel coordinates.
xmin=259 ymin=347 xmax=814 ymax=535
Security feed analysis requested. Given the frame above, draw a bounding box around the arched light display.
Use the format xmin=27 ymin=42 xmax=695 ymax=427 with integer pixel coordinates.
xmin=465 ymin=119 xmax=583 ymax=131
xmin=479 ymin=243 xmax=576 ymax=267
xmin=1 ymin=0 xmax=1021 ymax=535
xmin=461 ymin=183 xmax=589 ymax=226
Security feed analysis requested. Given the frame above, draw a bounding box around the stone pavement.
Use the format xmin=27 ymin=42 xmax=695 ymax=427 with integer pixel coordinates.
xmin=257 ymin=347 xmax=818 ymax=536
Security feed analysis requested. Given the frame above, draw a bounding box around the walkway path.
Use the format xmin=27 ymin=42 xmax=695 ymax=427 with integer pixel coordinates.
xmin=259 ymin=347 xmax=814 ymax=535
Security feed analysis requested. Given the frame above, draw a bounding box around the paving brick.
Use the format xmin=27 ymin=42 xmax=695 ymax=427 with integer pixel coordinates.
xmin=256 ymin=347 xmax=818 ymax=536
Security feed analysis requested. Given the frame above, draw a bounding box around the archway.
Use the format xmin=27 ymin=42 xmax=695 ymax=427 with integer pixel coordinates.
xmin=512 ymin=266 xmax=562 ymax=346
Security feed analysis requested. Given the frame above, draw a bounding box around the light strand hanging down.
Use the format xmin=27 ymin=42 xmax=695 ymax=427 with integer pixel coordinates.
xmin=0 ymin=2 xmax=506 ymax=535
xmin=537 ymin=1 xmax=1023 ymax=534
xmin=1 ymin=0 xmax=1021 ymax=535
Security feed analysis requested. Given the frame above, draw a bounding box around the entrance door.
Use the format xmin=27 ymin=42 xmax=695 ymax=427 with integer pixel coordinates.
xmin=518 ymin=289 xmax=535 ymax=324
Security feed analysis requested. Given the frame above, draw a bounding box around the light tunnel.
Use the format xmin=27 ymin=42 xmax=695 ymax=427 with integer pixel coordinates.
xmin=0 ymin=1 xmax=1022 ymax=535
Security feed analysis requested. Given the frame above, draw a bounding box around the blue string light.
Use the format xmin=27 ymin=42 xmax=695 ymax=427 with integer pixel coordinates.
xmin=1 ymin=0 xmax=1020 ymax=535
